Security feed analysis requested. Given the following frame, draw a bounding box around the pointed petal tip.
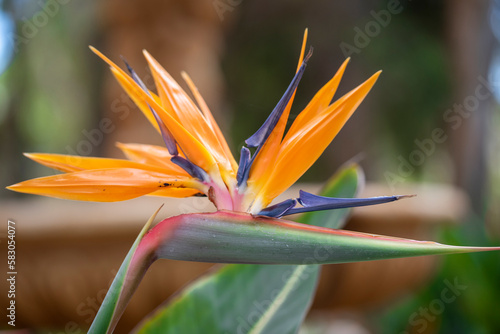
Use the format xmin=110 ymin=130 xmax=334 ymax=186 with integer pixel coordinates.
xmin=358 ymin=70 xmax=382 ymax=90
xmin=180 ymin=71 xmax=193 ymax=86
xmin=342 ymin=58 xmax=351 ymax=69
xmin=5 ymin=183 xmax=28 ymax=193
xmin=89 ymin=45 xmax=105 ymax=58
xmin=341 ymin=153 xmax=365 ymax=167
xmin=396 ymin=194 xmax=416 ymax=200
xmin=142 ymin=49 xmax=153 ymax=60
xmin=120 ymin=55 xmax=132 ymax=71
xmin=142 ymin=50 xmax=163 ymax=72
xmin=22 ymin=152 xmax=58 ymax=166
xmin=302 ymin=28 xmax=308 ymax=46
xmin=334 ymin=57 xmax=350 ymax=76
xmin=115 ymin=142 xmax=128 ymax=153
xmin=147 ymin=204 xmax=164 ymax=229
xmin=361 ymin=70 xmax=382 ymax=85
xmin=300 ymin=29 xmax=308 ymax=53
xmin=142 ymin=50 xmax=154 ymax=64
xmin=304 ymin=46 xmax=313 ymax=63
xmin=22 ymin=152 xmax=62 ymax=161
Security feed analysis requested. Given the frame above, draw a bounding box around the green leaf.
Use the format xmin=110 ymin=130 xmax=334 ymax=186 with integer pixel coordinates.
xmin=133 ymin=164 xmax=361 ymax=334
xmin=135 ymin=264 xmax=319 ymax=334
xmin=146 ymin=211 xmax=500 ymax=265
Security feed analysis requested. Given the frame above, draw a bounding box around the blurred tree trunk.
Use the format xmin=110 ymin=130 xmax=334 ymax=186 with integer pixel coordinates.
xmin=444 ymin=0 xmax=494 ymax=214
xmin=98 ymin=0 xmax=230 ymax=157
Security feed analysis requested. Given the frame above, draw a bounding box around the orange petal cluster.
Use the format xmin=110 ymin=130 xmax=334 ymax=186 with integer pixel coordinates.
xmin=8 ymin=30 xmax=379 ymax=214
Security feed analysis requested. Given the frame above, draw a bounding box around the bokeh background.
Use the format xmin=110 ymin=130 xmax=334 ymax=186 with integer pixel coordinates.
xmin=1 ymin=0 xmax=500 ymax=333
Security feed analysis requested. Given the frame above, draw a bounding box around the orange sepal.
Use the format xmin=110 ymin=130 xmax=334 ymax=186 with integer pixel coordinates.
xmin=115 ymin=142 xmax=185 ymax=170
xmin=110 ymin=67 xmax=217 ymax=173
xmin=89 ymin=46 xmax=161 ymax=133
xmin=7 ymin=168 xmax=200 ymax=202
xmin=181 ymin=71 xmax=238 ymax=172
xmin=148 ymin=188 xmax=203 ymax=198
xmin=257 ymin=71 xmax=381 ymax=207
xmin=142 ymin=51 xmax=231 ymax=170
xmin=287 ymin=57 xmax=350 ymax=134
xmin=23 ymin=152 xmax=187 ymax=178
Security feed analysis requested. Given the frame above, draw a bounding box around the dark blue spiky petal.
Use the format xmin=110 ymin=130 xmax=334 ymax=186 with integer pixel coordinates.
xmin=245 ymin=48 xmax=313 ymax=149
xmin=122 ymin=57 xmax=213 ymax=182
xmin=149 ymin=108 xmax=179 ymax=156
xmin=237 ymin=48 xmax=313 ymax=190
xmin=283 ymin=190 xmax=411 ymax=216
xmin=258 ymin=199 xmax=297 ymax=218
xmin=121 ymin=56 xmax=148 ymax=91
xmin=257 ymin=190 xmax=412 ymax=218
xmin=171 ymin=156 xmax=209 ymax=182
xmin=236 ymin=147 xmax=251 ymax=186
xmin=122 ymin=58 xmax=179 ymax=156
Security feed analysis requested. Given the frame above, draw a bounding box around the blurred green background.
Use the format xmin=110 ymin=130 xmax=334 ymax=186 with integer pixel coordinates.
xmin=1 ymin=0 xmax=500 ymax=333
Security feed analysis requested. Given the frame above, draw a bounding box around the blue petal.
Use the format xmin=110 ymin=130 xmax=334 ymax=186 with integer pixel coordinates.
xmin=122 ymin=56 xmax=149 ymax=92
xmin=237 ymin=49 xmax=313 ymax=190
xmin=122 ymin=57 xmax=179 ymax=156
xmin=245 ymin=48 xmax=313 ymax=148
xmin=149 ymin=108 xmax=179 ymax=156
xmin=122 ymin=57 xmax=211 ymax=184
xmin=236 ymin=147 xmax=251 ymax=186
xmin=282 ymin=190 xmax=412 ymax=216
xmin=258 ymin=199 xmax=297 ymax=218
xmin=171 ymin=156 xmax=209 ymax=182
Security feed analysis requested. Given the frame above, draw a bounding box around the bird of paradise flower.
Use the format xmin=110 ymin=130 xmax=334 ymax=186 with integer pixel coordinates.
xmin=7 ymin=30 xmax=500 ymax=334
xmin=7 ymin=30 xmax=402 ymax=217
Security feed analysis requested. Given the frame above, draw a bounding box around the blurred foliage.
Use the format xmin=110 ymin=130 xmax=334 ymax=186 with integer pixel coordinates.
xmin=375 ymin=221 xmax=500 ymax=334
xmin=223 ymin=26 xmax=303 ymax=149
xmin=363 ymin=15 xmax=451 ymax=166
xmin=0 ymin=0 xmax=98 ymax=197
xmin=222 ymin=0 xmax=452 ymax=183
xmin=485 ymin=106 xmax=500 ymax=231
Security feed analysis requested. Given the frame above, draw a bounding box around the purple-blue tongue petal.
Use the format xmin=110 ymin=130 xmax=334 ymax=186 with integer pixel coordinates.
xmin=245 ymin=48 xmax=313 ymax=148
xmin=258 ymin=199 xmax=297 ymax=218
xmin=282 ymin=190 xmax=412 ymax=216
xmin=237 ymin=48 xmax=313 ymax=190
xmin=122 ymin=56 xmax=149 ymax=92
xmin=122 ymin=58 xmax=179 ymax=156
xmin=171 ymin=156 xmax=209 ymax=182
xmin=149 ymin=108 xmax=179 ymax=156
xmin=122 ymin=58 xmax=217 ymax=183
xmin=236 ymin=147 xmax=251 ymax=186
